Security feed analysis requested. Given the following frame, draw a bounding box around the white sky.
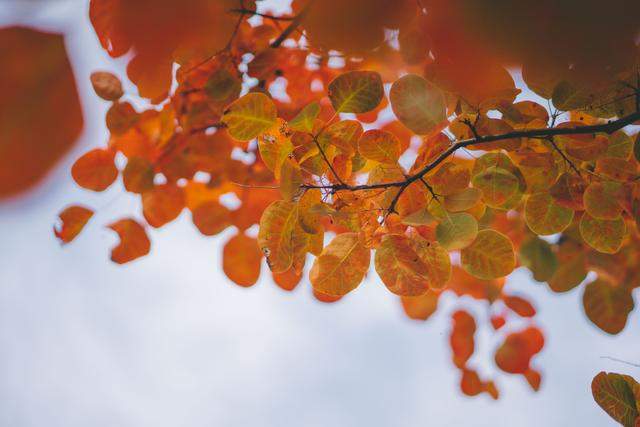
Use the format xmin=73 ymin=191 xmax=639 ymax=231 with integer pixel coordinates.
xmin=0 ymin=1 xmax=638 ymax=426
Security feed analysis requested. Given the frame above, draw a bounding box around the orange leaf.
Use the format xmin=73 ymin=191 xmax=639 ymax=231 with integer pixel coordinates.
xmin=142 ymin=184 xmax=185 ymax=228
xmin=223 ymin=233 xmax=262 ymax=287
xmin=107 ymin=218 xmax=151 ymax=264
xmin=71 ymin=148 xmax=118 ymax=192
xmin=54 ymin=205 xmax=94 ymax=244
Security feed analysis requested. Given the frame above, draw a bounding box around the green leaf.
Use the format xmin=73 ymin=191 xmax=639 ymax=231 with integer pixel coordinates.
xmin=222 ymin=92 xmax=277 ymax=141
xmin=328 ymin=71 xmax=383 ymax=114
xmin=519 ymin=236 xmax=558 ymax=282
xmin=289 ymin=101 xmax=320 ymax=133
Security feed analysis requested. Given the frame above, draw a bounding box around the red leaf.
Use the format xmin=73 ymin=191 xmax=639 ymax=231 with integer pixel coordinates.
xmin=108 ymin=219 xmax=151 ymax=264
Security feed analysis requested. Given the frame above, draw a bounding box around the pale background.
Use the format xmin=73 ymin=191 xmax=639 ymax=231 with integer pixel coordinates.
xmin=0 ymin=1 xmax=639 ymax=426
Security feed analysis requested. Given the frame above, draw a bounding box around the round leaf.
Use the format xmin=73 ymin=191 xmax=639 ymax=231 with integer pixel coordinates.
xmin=390 ymin=74 xmax=446 ymax=135
xmin=461 ymin=229 xmax=515 ymax=280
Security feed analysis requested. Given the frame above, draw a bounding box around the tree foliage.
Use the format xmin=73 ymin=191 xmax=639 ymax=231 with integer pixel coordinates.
xmin=26 ymin=0 xmax=640 ymax=402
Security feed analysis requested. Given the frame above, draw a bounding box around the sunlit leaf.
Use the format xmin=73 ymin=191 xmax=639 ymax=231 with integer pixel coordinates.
xmin=401 ymin=290 xmax=439 ymax=321
xmin=580 ymin=213 xmax=626 ymax=254
xmin=472 ymin=166 xmax=519 ymax=208
xmin=436 ymin=212 xmax=478 ymax=250
xmin=289 ymin=101 xmax=321 ymax=133
xmin=524 ymin=192 xmax=574 ymax=236
xmin=258 ymin=201 xmax=299 ymax=273
xmin=495 ymin=327 xmax=544 ymax=374
xmin=358 ymin=129 xmax=401 ymax=164
xmin=461 ymin=229 xmax=515 ymax=280
xmin=222 ymin=92 xmax=277 ymax=141
xmin=310 ymin=232 xmax=370 ymax=296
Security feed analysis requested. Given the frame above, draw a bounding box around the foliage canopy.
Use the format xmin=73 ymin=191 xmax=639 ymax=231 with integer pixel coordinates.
xmin=8 ymin=0 xmax=637 ymax=419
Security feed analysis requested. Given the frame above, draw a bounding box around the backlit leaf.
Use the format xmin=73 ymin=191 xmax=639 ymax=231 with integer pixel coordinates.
xmin=524 ymin=192 xmax=574 ymax=236
xmin=461 ymin=229 xmax=515 ymax=280
xmin=310 ymin=232 xmax=370 ymax=296
xmin=580 ymin=213 xmax=626 ymax=254
xmin=583 ymin=181 xmax=625 ymax=220
xmin=222 ymin=92 xmax=277 ymax=141
xmin=258 ymin=201 xmax=298 ymax=273
xmin=328 ymin=71 xmax=384 ymax=114
xmin=390 ymin=74 xmax=446 ymax=135
xmin=472 ymin=166 xmax=519 ymax=208
xmin=358 ymin=129 xmax=401 ymax=164
xmin=289 ymin=101 xmax=321 ymax=133
xmin=436 ymin=212 xmax=479 ymax=250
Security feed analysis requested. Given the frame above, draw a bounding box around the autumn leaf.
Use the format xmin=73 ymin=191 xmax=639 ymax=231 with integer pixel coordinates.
xmin=436 ymin=212 xmax=479 ymax=251
xmin=358 ymin=129 xmax=402 ymax=165
xmin=258 ymin=201 xmax=299 ymax=273
xmin=223 ymin=233 xmax=262 ymax=287
xmin=461 ymin=229 xmax=515 ymax=280
xmin=390 ymin=74 xmax=446 ymax=135
xmin=327 ymin=71 xmax=384 ymax=114
xmin=222 ymin=92 xmax=277 ymax=141
xmin=583 ymin=280 xmax=634 ymax=335
xmin=54 ymin=205 xmax=94 ymax=244
xmin=310 ymin=233 xmax=370 ymax=296
xmin=107 ymin=218 xmax=151 ymax=264
xmin=71 ymin=148 xmax=118 ymax=192
xmin=592 ymin=372 xmax=639 ymax=427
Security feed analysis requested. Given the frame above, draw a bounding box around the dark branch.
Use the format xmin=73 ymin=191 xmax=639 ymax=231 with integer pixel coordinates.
xmin=302 ymin=111 xmax=640 ymax=209
xmin=270 ymin=1 xmax=313 ymax=48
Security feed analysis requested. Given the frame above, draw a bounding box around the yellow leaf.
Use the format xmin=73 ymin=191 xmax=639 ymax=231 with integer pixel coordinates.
xmin=524 ymin=192 xmax=574 ymax=236
xmin=436 ymin=212 xmax=478 ymax=250
xmin=289 ymin=101 xmax=320 ymax=133
xmin=310 ymin=232 xmax=370 ymax=296
xmin=258 ymin=201 xmax=299 ymax=273
xmin=279 ymin=156 xmax=303 ymax=201
xmin=580 ymin=213 xmax=626 ymax=254
xmin=461 ymin=229 xmax=515 ymax=280
xmin=222 ymin=92 xmax=277 ymax=141
xmin=472 ymin=166 xmax=519 ymax=208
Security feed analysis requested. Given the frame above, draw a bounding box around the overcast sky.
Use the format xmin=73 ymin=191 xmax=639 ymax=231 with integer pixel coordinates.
xmin=0 ymin=1 xmax=639 ymax=426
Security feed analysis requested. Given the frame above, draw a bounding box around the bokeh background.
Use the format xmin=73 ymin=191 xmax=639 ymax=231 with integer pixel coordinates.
xmin=1 ymin=1 xmax=639 ymax=426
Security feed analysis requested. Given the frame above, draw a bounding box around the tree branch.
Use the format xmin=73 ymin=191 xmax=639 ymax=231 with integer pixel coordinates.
xmin=302 ymin=111 xmax=640 ymax=211
xmin=270 ymin=0 xmax=313 ymax=48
